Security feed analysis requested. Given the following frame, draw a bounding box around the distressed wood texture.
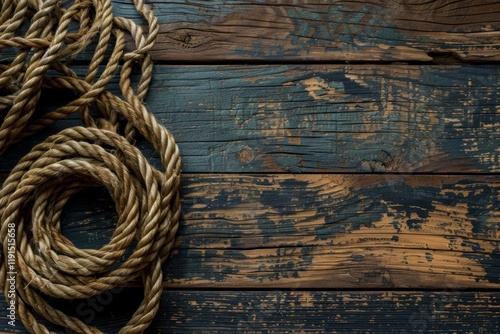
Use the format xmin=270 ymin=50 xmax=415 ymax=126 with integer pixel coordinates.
xmin=1 ymin=64 xmax=500 ymax=173
xmin=44 ymin=173 xmax=499 ymax=289
xmin=1 ymin=1 xmax=499 ymax=332
xmin=139 ymin=0 xmax=500 ymax=62
xmin=3 ymin=0 xmax=500 ymax=62
xmin=0 ymin=290 xmax=498 ymax=333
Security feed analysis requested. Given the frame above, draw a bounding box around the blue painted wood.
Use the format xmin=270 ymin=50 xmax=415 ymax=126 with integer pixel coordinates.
xmin=1 ymin=2 xmax=498 ymax=333
xmin=147 ymin=0 xmax=500 ymax=61
xmin=3 ymin=1 xmax=499 ymax=62
xmin=1 ymin=64 xmax=499 ymax=173
xmin=0 ymin=290 xmax=498 ymax=333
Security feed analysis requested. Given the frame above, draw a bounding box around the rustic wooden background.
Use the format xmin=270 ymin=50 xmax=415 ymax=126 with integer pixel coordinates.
xmin=1 ymin=0 xmax=500 ymax=332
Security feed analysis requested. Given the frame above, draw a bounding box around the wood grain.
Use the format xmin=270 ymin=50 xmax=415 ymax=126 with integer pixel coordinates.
xmin=1 ymin=2 xmax=498 ymax=333
xmin=1 ymin=290 xmax=498 ymax=333
xmin=147 ymin=290 xmax=500 ymax=333
xmin=145 ymin=0 xmax=500 ymax=62
xmin=1 ymin=64 xmax=499 ymax=173
xmin=46 ymin=173 xmax=500 ymax=289
xmin=1 ymin=0 xmax=499 ymax=63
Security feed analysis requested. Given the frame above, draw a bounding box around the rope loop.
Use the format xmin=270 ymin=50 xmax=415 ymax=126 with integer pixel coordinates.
xmin=0 ymin=0 xmax=181 ymax=332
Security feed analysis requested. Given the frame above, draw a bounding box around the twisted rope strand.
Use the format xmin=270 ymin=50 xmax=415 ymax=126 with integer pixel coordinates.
xmin=0 ymin=0 xmax=181 ymax=332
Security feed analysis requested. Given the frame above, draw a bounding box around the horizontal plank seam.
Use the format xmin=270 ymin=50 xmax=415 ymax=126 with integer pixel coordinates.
xmin=150 ymin=287 xmax=500 ymax=292
xmin=5 ymin=59 xmax=500 ymax=67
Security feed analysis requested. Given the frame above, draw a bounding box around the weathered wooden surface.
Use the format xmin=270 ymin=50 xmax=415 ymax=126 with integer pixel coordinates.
xmin=1 ymin=64 xmax=500 ymax=173
xmin=1 ymin=290 xmax=498 ymax=333
xmin=120 ymin=0 xmax=500 ymax=62
xmin=29 ymin=173 xmax=498 ymax=289
xmin=3 ymin=0 xmax=500 ymax=63
xmin=1 ymin=0 xmax=499 ymax=332
xmin=147 ymin=291 xmax=500 ymax=333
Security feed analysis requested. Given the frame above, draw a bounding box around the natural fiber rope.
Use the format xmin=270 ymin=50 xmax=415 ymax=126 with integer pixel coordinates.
xmin=0 ymin=0 xmax=181 ymax=333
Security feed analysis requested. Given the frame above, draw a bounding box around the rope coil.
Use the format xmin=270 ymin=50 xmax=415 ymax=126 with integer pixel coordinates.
xmin=0 ymin=0 xmax=181 ymax=332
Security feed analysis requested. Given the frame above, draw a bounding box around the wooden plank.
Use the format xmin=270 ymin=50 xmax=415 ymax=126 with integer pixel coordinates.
xmin=1 ymin=64 xmax=500 ymax=173
xmin=3 ymin=1 xmax=498 ymax=62
xmin=148 ymin=290 xmax=500 ymax=333
xmin=40 ymin=173 xmax=500 ymax=289
xmin=149 ymin=0 xmax=500 ymax=62
xmin=137 ymin=0 xmax=500 ymax=62
xmin=0 ymin=290 xmax=498 ymax=333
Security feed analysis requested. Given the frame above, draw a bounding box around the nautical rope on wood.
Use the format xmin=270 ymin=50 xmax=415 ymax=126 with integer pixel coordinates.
xmin=0 ymin=0 xmax=181 ymax=333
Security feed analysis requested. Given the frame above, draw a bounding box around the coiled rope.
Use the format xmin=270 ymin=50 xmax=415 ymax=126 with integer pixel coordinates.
xmin=0 ymin=0 xmax=181 ymax=332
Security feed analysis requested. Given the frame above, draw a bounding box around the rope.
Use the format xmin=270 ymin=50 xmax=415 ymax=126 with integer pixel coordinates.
xmin=0 ymin=0 xmax=181 ymax=332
